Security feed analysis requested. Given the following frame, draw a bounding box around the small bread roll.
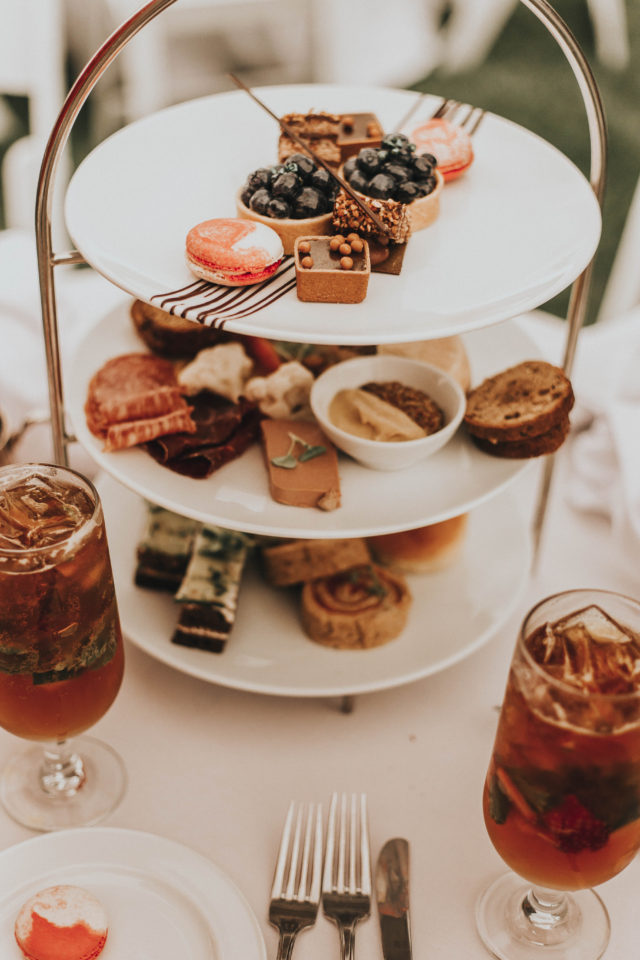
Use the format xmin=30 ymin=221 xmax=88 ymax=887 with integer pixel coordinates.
xmin=368 ymin=514 xmax=468 ymax=574
xmin=378 ymin=337 xmax=471 ymax=393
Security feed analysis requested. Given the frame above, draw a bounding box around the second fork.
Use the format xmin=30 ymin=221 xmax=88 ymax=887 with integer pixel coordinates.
xmin=322 ymin=792 xmax=372 ymax=960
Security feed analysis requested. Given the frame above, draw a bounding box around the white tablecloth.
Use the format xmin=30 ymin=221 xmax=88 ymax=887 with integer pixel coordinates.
xmin=1 ymin=242 xmax=640 ymax=957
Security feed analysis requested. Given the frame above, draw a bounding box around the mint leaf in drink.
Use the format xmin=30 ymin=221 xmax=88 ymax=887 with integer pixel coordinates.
xmin=488 ymin=773 xmax=511 ymax=824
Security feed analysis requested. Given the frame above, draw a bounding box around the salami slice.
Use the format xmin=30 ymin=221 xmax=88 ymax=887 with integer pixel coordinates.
xmin=85 ymin=353 xmax=182 ymax=436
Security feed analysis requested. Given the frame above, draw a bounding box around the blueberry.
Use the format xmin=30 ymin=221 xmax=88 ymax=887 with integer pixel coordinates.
xmin=310 ymin=167 xmax=337 ymax=197
xmin=246 ymin=168 xmax=272 ymax=193
xmin=421 ymin=175 xmax=438 ymax=195
xmin=386 ymin=146 xmax=414 ymax=165
xmin=356 ymin=148 xmax=382 ymax=175
xmin=240 ymin=185 xmax=254 ymax=207
xmin=420 ymin=152 xmax=438 ymax=168
xmin=272 ymin=171 xmax=303 ymax=200
xmin=342 ymin=156 xmax=358 ymax=179
xmin=267 ymin=196 xmax=292 ymax=218
xmin=347 ymin=169 xmax=370 ymax=194
xmin=381 ymin=133 xmax=410 ymax=151
xmin=395 ymin=180 xmax=422 ymax=203
xmin=293 ymin=186 xmax=327 ymax=219
xmin=383 ymin=162 xmax=411 ymax=182
xmin=366 ymin=173 xmax=397 ymax=199
xmin=284 ymin=153 xmax=316 ymax=180
xmin=249 ymin=188 xmax=271 ymax=216
xmin=412 ymin=155 xmax=434 ymax=179
xmin=268 ymin=164 xmax=287 ymax=184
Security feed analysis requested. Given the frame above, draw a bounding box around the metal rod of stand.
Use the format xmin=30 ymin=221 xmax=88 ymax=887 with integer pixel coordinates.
xmin=519 ymin=0 xmax=607 ymax=564
xmin=35 ymin=0 xmax=179 ymax=465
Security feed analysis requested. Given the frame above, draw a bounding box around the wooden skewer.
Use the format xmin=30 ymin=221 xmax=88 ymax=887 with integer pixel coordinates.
xmin=390 ymin=91 xmax=428 ymax=134
xmin=228 ymin=73 xmax=390 ymax=236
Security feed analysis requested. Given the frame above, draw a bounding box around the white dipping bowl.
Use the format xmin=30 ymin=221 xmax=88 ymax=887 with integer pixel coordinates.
xmin=310 ymin=355 xmax=465 ymax=471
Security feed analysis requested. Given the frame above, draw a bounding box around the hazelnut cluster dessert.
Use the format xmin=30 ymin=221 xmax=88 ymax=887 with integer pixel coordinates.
xmin=343 ymin=133 xmax=439 ymax=204
xmin=240 ymin=153 xmax=340 ymax=221
xmin=298 ymin=234 xmax=366 ymax=271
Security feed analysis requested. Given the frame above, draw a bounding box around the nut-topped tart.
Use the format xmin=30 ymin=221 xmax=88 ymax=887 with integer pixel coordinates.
xmin=294 ymin=235 xmax=371 ymax=304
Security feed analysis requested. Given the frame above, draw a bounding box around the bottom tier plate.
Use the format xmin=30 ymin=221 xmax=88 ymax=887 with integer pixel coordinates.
xmin=100 ymin=473 xmax=531 ymax=697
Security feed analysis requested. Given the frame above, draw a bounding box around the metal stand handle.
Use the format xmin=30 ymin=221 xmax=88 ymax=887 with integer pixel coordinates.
xmin=35 ymin=0 xmax=606 ymax=551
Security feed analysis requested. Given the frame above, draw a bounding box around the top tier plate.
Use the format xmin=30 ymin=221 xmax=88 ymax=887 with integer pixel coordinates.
xmin=65 ymin=84 xmax=601 ymax=345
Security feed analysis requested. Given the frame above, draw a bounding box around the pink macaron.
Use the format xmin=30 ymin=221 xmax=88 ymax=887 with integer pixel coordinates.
xmin=15 ymin=885 xmax=108 ymax=960
xmin=410 ymin=118 xmax=474 ymax=181
xmin=186 ymin=217 xmax=284 ymax=286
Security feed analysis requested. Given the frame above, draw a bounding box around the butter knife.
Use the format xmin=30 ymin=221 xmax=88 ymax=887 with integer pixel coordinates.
xmin=375 ymin=838 xmax=412 ymax=960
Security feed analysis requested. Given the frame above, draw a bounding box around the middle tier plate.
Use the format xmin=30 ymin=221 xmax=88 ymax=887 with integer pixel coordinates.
xmin=68 ymin=300 xmax=536 ymax=538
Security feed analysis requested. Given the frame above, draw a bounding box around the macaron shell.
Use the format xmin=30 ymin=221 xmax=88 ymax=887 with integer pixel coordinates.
xmin=15 ymin=885 xmax=108 ymax=960
xmin=186 ymin=218 xmax=283 ymax=277
xmin=410 ymin=118 xmax=474 ymax=178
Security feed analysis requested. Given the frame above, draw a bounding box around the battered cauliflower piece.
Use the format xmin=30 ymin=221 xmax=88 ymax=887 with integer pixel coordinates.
xmin=178 ymin=343 xmax=252 ymax=402
xmin=244 ymin=361 xmax=314 ymax=419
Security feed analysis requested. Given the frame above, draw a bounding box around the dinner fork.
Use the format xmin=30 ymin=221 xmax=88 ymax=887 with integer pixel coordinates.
xmin=269 ymin=801 xmax=323 ymax=960
xmin=322 ymin=792 xmax=371 ymax=960
xmin=431 ymin=97 xmax=486 ymax=135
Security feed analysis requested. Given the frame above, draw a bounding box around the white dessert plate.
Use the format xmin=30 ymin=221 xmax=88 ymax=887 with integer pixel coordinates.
xmin=65 ymin=84 xmax=601 ymax=345
xmin=99 ymin=473 xmax=530 ymax=697
xmin=67 ymin=300 xmax=538 ymax=537
xmin=0 ymin=827 xmax=265 ymax=960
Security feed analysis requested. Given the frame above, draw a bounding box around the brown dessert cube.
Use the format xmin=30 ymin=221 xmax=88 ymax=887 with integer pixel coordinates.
xmin=278 ymin=111 xmax=342 ymax=166
xmin=337 ymin=112 xmax=383 ymax=160
xmin=294 ymin=236 xmax=370 ymax=304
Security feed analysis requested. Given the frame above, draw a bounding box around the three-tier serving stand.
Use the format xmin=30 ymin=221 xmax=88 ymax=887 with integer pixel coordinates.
xmin=33 ymin=0 xmax=607 ymax=710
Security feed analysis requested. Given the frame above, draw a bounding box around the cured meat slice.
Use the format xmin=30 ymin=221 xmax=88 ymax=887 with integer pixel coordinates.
xmin=145 ymin=392 xmax=262 ymax=478
xmin=104 ymin=406 xmax=196 ymax=452
xmin=85 ymin=353 xmax=182 ymax=436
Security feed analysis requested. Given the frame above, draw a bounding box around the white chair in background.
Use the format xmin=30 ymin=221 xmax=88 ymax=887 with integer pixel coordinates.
xmin=100 ymin=0 xmax=314 ymax=124
xmin=309 ymin=0 xmax=443 ymax=87
xmin=0 ymin=0 xmax=69 ymax=243
xmin=439 ymin=0 xmax=630 ymax=74
xmin=596 ymin=174 xmax=640 ymax=324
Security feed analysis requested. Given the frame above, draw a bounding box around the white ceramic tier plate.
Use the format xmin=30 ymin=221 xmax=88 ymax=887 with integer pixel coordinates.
xmin=65 ymin=84 xmax=601 ymax=345
xmin=68 ymin=301 xmax=538 ymax=537
xmin=99 ymin=473 xmax=530 ymax=697
xmin=0 ymin=827 xmax=265 ymax=960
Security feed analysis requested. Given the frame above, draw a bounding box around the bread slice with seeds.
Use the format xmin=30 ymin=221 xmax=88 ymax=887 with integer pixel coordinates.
xmin=464 ymin=361 xmax=574 ymax=442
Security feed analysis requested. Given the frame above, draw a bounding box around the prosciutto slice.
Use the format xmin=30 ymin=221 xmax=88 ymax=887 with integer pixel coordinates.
xmin=85 ymin=354 xmax=185 ymax=436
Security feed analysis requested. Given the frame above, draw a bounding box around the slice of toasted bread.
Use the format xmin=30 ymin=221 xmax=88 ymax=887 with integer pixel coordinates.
xmin=471 ymin=415 xmax=570 ymax=458
xmin=131 ymin=299 xmax=227 ymax=358
xmin=464 ymin=361 xmax=574 ymax=442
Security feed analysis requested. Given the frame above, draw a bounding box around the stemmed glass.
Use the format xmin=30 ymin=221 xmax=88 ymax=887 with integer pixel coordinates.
xmin=0 ymin=463 xmax=126 ymax=830
xmin=477 ymin=589 xmax=640 ymax=960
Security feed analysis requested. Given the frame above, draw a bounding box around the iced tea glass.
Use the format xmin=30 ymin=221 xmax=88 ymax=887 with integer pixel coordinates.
xmin=477 ymin=589 xmax=640 ymax=960
xmin=0 ymin=463 xmax=125 ymax=830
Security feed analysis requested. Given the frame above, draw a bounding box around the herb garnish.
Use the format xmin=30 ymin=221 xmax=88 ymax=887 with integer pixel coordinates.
xmin=348 ymin=564 xmax=388 ymax=598
xmin=271 ymin=432 xmax=327 ymax=470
